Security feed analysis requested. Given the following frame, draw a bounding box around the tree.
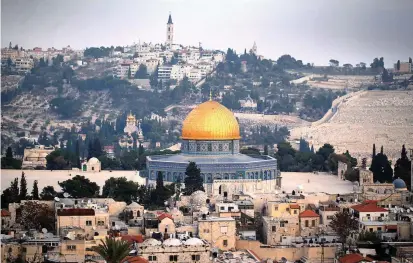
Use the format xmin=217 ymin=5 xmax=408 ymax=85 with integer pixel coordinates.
xmin=1 ymin=177 xmax=19 ymax=208
xmin=40 ymin=186 xmax=57 ymax=200
xmin=329 ymin=210 xmax=359 ymax=252
xmin=154 ymin=171 xmax=170 ymax=206
xmin=16 ymin=201 xmax=55 ymax=231
xmin=32 ymin=180 xmax=39 ymax=200
xmin=88 ymin=138 xmax=103 ymax=159
xmin=75 ymin=139 xmax=81 ymax=168
xmin=183 ymin=162 xmax=204 ymax=195
xmin=316 ymin=144 xmax=335 ymax=161
xmin=46 ymin=149 xmax=71 ymax=170
xmin=372 ymin=144 xmax=376 ymax=158
xmin=370 ymin=149 xmax=393 ymax=183
xmin=58 ymin=175 xmax=100 ymax=198
xmin=343 ymin=150 xmax=357 ymax=168
xmin=19 ymin=172 xmax=28 ymax=201
xmin=92 ymin=237 xmax=130 ymax=263
xmin=397 ymin=60 xmax=401 ymax=71
xmin=134 ymin=64 xmax=148 ymax=79
xmin=329 ymin=59 xmax=339 ymax=67
xmin=1 ymin=147 xmax=22 ymax=169
xmin=394 ymin=145 xmax=412 ymax=190
xmin=264 ymin=145 xmax=269 ymax=155
xmin=409 ymin=57 xmax=412 ymax=64
xmin=102 ymin=177 xmax=140 ymax=204
xmin=9 ymin=41 xmax=12 ymax=49
xmin=127 ymin=67 xmax=131 ymax=79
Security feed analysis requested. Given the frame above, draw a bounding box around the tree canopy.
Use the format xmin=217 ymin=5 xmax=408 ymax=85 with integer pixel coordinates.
xmin=183 ymin=162 xmax=204 ymax=195
xmin=58 ymin=175 xmax=100 ymax=198
xmin=102 ymin=177 xmax=140 ymax=204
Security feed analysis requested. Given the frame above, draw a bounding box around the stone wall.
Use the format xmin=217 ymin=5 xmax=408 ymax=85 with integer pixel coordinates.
xmin=236 ymin=240 xmax=338 ymax=262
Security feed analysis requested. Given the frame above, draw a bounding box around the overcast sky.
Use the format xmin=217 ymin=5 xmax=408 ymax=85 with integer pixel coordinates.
xmin=2 ymin=0 xmax=412 ymax=66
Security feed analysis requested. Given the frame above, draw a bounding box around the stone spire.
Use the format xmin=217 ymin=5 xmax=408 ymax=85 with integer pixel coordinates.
xmin=167 ymin=12 xmax=173 ymax=24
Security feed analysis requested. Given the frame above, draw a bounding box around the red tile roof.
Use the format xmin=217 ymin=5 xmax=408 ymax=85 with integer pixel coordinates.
xmin=57 ymin=209 xmax=95 ymax=216
xmin=121 ymin=235 xmax=144 ymax=244
xmin=121 ymin=256 xmax=149 ymax=263
xmin=290 ymin=204 xmax=300 ymax=209
xmin=338 ymin=253 xmax=373 ymax=263
xmin=158 ymin=213 xmax=173 ymax=221
xmin=299 ymin=210 xmax=319 ymax=218
xmin=1 ymin=209 xmax=11 ymax=217
xmin=351 ymin=202 xmax=388 ymax=213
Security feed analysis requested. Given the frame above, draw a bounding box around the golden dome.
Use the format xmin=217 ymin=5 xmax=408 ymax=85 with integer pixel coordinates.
xmin=182 ymin=101 xmax=240 ymax=140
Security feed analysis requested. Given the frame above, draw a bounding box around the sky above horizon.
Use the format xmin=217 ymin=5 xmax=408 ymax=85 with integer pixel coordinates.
xmin=2 ymin=0 xmax=412 ymax=67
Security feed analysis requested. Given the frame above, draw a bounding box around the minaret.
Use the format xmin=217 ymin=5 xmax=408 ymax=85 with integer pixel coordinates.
xmin=166 ymin=13 xmax=174 ymax=48
xmin=251 ymin=41 xmax=257 ymax=55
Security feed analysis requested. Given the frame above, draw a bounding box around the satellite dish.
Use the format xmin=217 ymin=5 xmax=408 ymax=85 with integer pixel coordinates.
xmin=63 ymin=193 xmax=69 ymax=198
xmin=54 ymin=197 xmax=60 ymax=202
xmin=42 ymin=228 xmax=48 ymax=234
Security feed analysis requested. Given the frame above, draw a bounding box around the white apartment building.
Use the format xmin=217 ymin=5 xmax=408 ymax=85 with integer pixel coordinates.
xmin=158 ymin=65 xmax=173 ymax=81
xmin=130 ymin=63 xmax=140 ymax=76
xmin=114 ymin=63 xmax=131 ymax=79
xmin=188 ymin=68 xmax=202 ymax=82
xmin=213 ymin=53 xmax=225 ymax=63
xmin=144 ymin=58 xmax=161 ymax=74
xmin=14 ymin=57 xmax=34 ymax=73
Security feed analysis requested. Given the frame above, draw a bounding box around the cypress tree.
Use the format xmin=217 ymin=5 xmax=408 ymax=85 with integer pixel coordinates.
xmin=19 ymin=172 xmax=28 ymax=201
xmin=32 ymin=180 xmax=39 ymax=200
xmin=380 ymin=145 xmax=384 ymax=154
xmin=10 ymin=178 xmax=19 ymax=203
xmin=75 ymin=139 xmax=81 ymax=168
xmin=394 ymin=145 xmax=412 ymax=190
xmin=372 ymin=144 xmax=376 ymax=158
xmin=183 ymin=162 xmax=204 ymax=195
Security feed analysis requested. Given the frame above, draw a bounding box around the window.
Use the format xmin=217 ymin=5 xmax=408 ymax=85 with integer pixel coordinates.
xmin=22 ymin=247 xmax=27 ymax=253
xmin=327 ymin=215 xmax=334 ymax=220
xmin=380 ymin=213 xmax=384 ymax=217
xmin=366 ymin=214 xmax=370 ymax=217
xmin=169 ymin=255 xmax=178 ymax=262
xmin=67 ymin=245 xmax=76 ymax=251
xmin=377 ymin=227 xmax=382 ymax=231
xmin=220 ymin=206 xmax=225 ymax=211
xmin=305 ymin=220 xmax=309 ymax=227
xmin=223 ymin=240 xmax=228 ymax=247
xmin=221 ymin=226 xmax=228 ymax=233
xmin=312 ymin=220 xmax=316 ymax=227
xmin=192 ymin=255 xmax=201 ymax=261
xmin=294 ymin=210 xmax=297 ymax=214
xmin=86 ymin=220 xmax=92 ymax=226
xmin=369 ymin=228 xmax=373 ymax=232
xmin=272 ymin=226 xmax=276 ymax=232
xmin=97 ymin=221 xmax=104 ymax=226
xmin=286 ymin=208 xmax=290 ymax=212
xmin=274 ymin=206 xmax=278 ymax=211
xmin=218 ymin=144 xmax=223 ymax=151
xmin=208 ymin=143 xmax=212 ymax=151
xmin=203 ymin=229 xmax=209 ymax=233
xmin=148 ymin=255 xmax=157 ymax=261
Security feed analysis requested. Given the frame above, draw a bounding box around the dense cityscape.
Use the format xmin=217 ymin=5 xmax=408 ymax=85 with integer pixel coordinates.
xmin=1 ymin=2 xmax=413 ymax=263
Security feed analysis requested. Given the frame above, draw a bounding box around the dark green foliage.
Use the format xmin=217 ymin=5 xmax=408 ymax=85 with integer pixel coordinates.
xmin=154 ymin=171 xmax=170 ymax=206
xmin=382 ymin=68 xmax=393 ymax=82
xmin=32 ymin=180 xmax=39 ymax=200
xmin=394 ymin=145 xmax=412 ymax=190
xmin=264 ymin=145 xmax=269 ymax=155
xmin=343 ymin=150 xmax=357 ymax=167
xmin=19 ymin=173 xmax=28 ymax=201
xmin=1 ymin=147 xmax=22 ymax=169
xmin=49 ymin=97 xmax=82 ymax=118
xmin=88 ymin=137 xmax=103 ymax=159
xmin=1 ymin=177 xmax=20 ymax=208
xmin=240 ymin=147 xmax=261 ymax=155
xmin=183 ymin=162 xmax=204 ymax=195
xmin=358 ymin=231 xmax=381 ymax=243
xmin=84 ymin=47 xmax=112 ymax=58
xmin=370 ymin=147 xmax=393 ymax=183
xmin=222 ymin=93 xmax=241 ymax=110
xmin=135 ymin=64 xmax=148 ymax=79
xmin=102 ymin=177 xmax=140 ymax=204
xmin=372 ymin=143 xmax=376 ymax=158
xmin=299 ymin=138 xmax=311 ymax=152
xmin=40 ymin=186 xmax=57 ymax=200
xmin=397 ymin=60 xmax=401 ymax=71
xmin=92 ymin=237 xmax=131 ymax=263
xmin=46 ymin=149 xmax=77 ymax=170
xmin=277 ymin=54 xmax=305 ymax=69
xmin=58 ymin=175 xmax=100 ymax=198
xmin=370 ymin=57 xmax=385 ymax=69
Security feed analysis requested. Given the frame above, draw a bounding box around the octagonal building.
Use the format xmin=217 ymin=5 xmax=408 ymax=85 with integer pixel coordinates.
xmin=146 ymin=100 xmax=281 ymax=197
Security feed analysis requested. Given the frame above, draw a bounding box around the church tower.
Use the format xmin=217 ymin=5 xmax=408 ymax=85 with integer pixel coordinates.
xmin=166 ymin=13 xmax=174 ymax=48
xmin=251 ymin=41 xmax=257 ymax=55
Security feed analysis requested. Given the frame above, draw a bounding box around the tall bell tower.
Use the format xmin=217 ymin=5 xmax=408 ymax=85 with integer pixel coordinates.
xmin=166 ymin=13 xmax=174 ymax=48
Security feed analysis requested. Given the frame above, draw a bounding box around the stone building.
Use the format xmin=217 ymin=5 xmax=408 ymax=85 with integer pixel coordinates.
xmin=262 ymin=216 xmax=300 ymax=245
xmin=81 ymin=157 xmax=101 ymax=172
xmin=299 ymin=210 xmax=320 ymax=237
xmin=146 ymin=100 xmax=281 ymax=196
xmin=198 ymin=216 xmax=236 ymax=250
xmin=22 ymin=145 xmax=54 ymax=169
xmin=124 ymin=202 xmax=144 ymax=226
xmin=137 ymin=237 xmax=211 ymax=263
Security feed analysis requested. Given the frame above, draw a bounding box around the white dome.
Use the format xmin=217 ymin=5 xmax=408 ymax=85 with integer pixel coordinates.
xmin=190 ymin=191 xmax=207 ymax=208
xmin=184 ymin=238 xmax=204 ymax=246
xmin=163 ymin=238 xmax=182 ymax=247
xmin=88 ymin=157 xmax=100 ymax=164
xmin=142 ymin=238 xmax=162 ymax=246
